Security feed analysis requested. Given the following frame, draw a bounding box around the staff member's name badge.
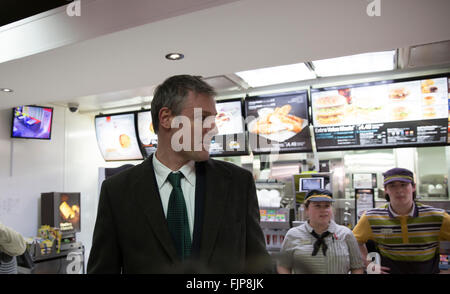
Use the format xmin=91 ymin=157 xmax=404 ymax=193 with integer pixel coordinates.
xmin=300 ymin=240 xmax=312 ymax=245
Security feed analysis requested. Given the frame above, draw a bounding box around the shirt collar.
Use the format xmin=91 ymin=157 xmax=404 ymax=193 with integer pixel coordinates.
xmin=388 ymin=202 xmax=417 ymax=218
xmin=152 ymin=154 xmax=195 ymax=189
xmin=305 ymin=220 xmax=337 ymax=234
xmin=178 ymin=160 xmax=195 ymax=187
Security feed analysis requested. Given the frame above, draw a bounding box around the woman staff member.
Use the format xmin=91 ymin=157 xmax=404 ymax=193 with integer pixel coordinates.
xmin=277 ymin=189 xmax=364 ymax=274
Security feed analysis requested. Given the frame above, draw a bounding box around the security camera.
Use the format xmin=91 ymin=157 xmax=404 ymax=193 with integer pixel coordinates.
xmin=68 ymin=102 xmax=79 ymax=113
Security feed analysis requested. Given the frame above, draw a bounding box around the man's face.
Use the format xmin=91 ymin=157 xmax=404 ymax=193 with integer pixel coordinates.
xmin=385 ymin=181 xmax=415 ymax=208
xmin=170 ymin=91 xmax=218 ymax=161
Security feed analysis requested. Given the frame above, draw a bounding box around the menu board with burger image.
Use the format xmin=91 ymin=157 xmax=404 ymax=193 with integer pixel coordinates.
xmin=245 ymin=91 xmax=312 ymax=154
xmin=312 ymin=75 xmax=449 ymax=151
xmin=209 ymin=98 xmax=249 ymax=157
xmin=95 ymin=112 xmax=144 ymax=161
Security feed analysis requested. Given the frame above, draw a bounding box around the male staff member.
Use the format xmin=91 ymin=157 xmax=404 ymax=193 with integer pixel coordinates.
xmin=88 ymin=75 xmax=272 ymax=274
xmin=353 ymin=168 xmax=450 ymax=274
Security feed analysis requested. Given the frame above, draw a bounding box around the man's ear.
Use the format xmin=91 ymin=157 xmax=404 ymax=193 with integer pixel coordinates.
xmin=158 ymin=107 xmax=172 ymax=130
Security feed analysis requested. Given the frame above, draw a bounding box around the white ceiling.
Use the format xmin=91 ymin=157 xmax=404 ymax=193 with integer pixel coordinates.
xmin=0 ymin=0 xmax=450 ymax=112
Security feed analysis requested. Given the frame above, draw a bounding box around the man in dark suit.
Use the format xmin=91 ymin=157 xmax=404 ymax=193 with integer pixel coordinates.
xmin=87 ymin=75 xmax=272 ymax=274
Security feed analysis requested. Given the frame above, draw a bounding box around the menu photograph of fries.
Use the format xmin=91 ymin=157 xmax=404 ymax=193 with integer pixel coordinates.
xmin=248 ymin=103 xmax=307 ymax=142
xmin=245 ymin=91 xmax=312 ymax=153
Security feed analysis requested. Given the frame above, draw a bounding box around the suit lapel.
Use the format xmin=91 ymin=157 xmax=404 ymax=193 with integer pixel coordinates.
xmin=199 ymin=159 xmax=231 ymax=262
xmin=131 ymin=155 xmax=178 ymax=262
xmin=191 ymin=161 xmax=205 ymax=257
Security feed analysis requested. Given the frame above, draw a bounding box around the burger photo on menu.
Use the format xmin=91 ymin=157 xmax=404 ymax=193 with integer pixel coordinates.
xmin=314 ymin=95 xmax=347 ymax=125
xmin=353 ymin=95 xmax=384 ymax=122
xmin=350 ymin=86 xmax=386 ymax=123
xmin=422 ymin=106 xmax=437 ymax=119
xmin=248 ymin=104 xmax=307 ymax=142
xmin=423 ymin=94 xmax=436 ymax=105
xmin=388 ymin=87 xmax=410 ymax=101
xmin=390 ymin=105 xmax=410 ymax=121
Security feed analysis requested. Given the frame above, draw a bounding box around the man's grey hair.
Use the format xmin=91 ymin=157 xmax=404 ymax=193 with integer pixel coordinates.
xmin=151 ymin=75 xmax=216 ymax=134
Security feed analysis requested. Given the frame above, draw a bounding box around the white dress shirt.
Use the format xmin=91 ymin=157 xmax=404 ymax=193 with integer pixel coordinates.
xmin=152 ymin=154 xmax=196 ymax=239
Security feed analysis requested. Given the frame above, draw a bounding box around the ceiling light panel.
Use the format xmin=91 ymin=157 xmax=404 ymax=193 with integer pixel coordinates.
xmin=312 ymin=50 xmax=396 ymax=77
xmin=235 ymin=63 xmax=315 ymax=88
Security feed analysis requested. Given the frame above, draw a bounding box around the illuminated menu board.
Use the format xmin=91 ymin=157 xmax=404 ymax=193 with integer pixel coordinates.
xmin=245 ymin=91 xmax=312 ymax=154
xmin=311 ymin=75 xmax=449 ymax=151
xmin=137 ymin=110 xmax=158 ymax=157
xmin=95 ymin=112 xmax=144 ymax=161
xmin=209 ymin=98 xmax=249 ymax=157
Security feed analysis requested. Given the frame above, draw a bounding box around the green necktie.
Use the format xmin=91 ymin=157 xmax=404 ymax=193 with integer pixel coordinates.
xmin=167 ymin=172 xmax=192 ymax=260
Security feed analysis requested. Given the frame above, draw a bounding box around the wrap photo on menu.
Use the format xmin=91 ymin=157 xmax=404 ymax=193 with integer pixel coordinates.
xmin=245 ymin=91 xmax=312 ymax=154
xmin=209 ymin=99 xmax=248 ymax=156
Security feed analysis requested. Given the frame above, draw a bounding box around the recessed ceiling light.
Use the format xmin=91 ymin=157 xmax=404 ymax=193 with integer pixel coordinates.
xmin=165 ymin=53 xmax=184 ymax=60
xmin=0 ymin=88 xmax=13 ymax=93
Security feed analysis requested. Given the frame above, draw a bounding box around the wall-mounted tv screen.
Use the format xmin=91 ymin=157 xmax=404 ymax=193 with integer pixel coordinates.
xmin=136 ymin=110 xmax=158 ymax=157
xmin=245 ymin=90 xmax=312 ymax=154
xmin=311 ymin=74 xmax=449 ymax=151
xmin=95 ymin=112 xmax=144 ymax=161
xmin=209 ymin=98 xmax=249 ymax=157
xmin=11 ymin=105 xmax=53 ymax=139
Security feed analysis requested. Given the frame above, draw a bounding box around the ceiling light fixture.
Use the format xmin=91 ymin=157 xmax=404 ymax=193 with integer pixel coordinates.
xmin=235 ymin=63 xmax=315 ymax=88
xmin=0 ymin=88 xmax=13 ymax=93
xmin=165 ymin=53 xmax=184 ymax=60
xmin=312 ymin=50 xmax=396 ymax=77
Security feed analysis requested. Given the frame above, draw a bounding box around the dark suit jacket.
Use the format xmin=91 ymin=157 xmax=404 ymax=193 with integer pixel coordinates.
xmin=87 ymin=155 xmax=272 ymax=274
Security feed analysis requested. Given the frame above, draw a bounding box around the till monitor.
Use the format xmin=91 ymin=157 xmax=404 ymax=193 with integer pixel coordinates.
xmin=299 ymin=177 xmax=324 ymax=192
